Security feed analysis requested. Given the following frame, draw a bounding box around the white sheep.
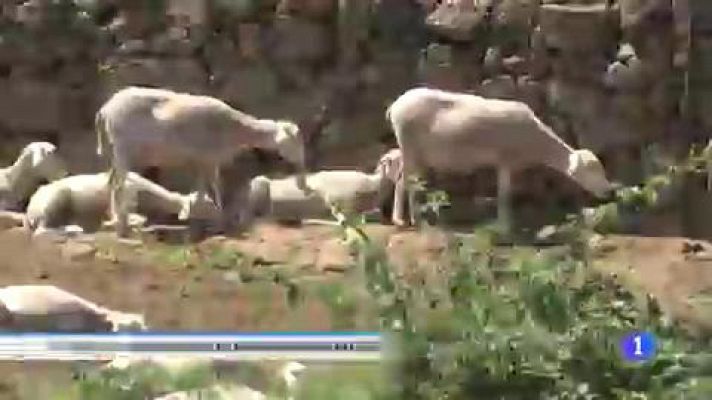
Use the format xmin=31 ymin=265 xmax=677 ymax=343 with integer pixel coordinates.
xmin=153 ymin=385 xmax=266 ymax=400
xmin=241 ymin=148 xmax=402 ymax=226
xmin=105 ymin=357 xmax=306 ymax=400
xmin=0 ymin=142 xmax=68 ymax=211
xmin=0 ymin=285 xmax=146 ymax=332
xmin=24 ymin=171 xmax=221 ymax=236
xmin=95 ymin=86 xmax=307 ymax=236
xmin=385 ymin=87 xmax=615 ymax=230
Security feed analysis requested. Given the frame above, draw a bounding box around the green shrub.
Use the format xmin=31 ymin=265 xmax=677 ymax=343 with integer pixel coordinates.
xmin=331 ymin=209 xmax=712 ymax=399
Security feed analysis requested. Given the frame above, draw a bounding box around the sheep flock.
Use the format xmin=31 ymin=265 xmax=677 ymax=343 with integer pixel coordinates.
xmin=0 ymin=85 xmax=615 ymax=397
xmin=0 ymin=84 xmax=615 ymax=324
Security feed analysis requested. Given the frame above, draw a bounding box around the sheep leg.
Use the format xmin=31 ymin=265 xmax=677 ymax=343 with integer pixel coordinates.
xmin=407 ymin=175 xmax=419 ymax=227
xmin=392 ymin=151 xmax=414 ymax=227
xmin=106 ymin=145 xmax=132 ymax=237
xmin=115 ymin=177 xmax=130 ymax=237
xmin=238 ymin=186 xmax=256 ymax=229
xmin=210 ymin=167 xmax=224 ymax=211
xmin=392 ymin=172 xmax=406 ymax=226
xmin=497 ymin=165 xmax=513 ymax=234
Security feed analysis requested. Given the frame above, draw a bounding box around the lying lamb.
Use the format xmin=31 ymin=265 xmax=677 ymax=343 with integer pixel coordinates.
xmin=0 ymin=285 xmax=146 ymax=332
xmin=95 ymin=86 xmax=307 ymax=236
xmin=0 ymin=142 xmax=68 ymax=211
xmin=241 ymin=148 xmax=402 ymax=226
xmin=147 ymin=360 xmax=306 ymax=400
xmin=385 ymin=86 xmax=615 ymax=230
xmin=24 ymin=171 xmax=221 ymax=236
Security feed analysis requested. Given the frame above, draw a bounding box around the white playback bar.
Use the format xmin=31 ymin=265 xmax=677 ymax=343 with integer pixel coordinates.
xmin=0 ymin=332 xmax=383 ymax=362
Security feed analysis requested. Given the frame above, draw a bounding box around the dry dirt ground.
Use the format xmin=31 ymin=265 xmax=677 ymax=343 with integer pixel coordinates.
xmin=0 ymin=223 xmax=709 ymax=333
xmin=0 ymin=224 xmax=710 ymax=398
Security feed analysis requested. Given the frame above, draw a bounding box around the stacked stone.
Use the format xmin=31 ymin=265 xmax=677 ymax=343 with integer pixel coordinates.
xmin=0 ymin=0 xmax=103 ymax=170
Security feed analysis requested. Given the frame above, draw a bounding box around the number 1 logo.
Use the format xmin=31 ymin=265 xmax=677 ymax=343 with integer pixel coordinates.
xmin=620 ymin=331 xmax=656 ymax=362
xmin=633 ymin=335 xmax=643 ymax=356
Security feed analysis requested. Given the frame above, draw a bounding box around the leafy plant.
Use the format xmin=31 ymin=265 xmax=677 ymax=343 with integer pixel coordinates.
xmin=331 ymin=202 xmax=712 ymax=399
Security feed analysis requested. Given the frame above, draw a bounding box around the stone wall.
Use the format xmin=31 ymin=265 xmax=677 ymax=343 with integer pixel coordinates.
xmin=0 ymin=0 xmax=703 ymax=197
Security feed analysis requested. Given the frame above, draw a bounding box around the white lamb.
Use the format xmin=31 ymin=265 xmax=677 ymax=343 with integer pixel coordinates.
xmin=0 ymin=285 xmax=146 ymax=332
xmin=95 ymin=86 xmax=307 ymax=236
xmin=0 ymin=142 xmax=68 ymax=211
xmin=241 ymin=148 xmax=402 ymax=226
xmin=148 ymin=360 xmax=306 ymax=400
xmin=385 ymin=87 xmax=615 ymax=231
xmin=24 ymin=171 xmax=221 ymax=236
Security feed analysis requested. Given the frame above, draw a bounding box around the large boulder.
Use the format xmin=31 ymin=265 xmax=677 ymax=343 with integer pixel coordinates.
xmin=277 ymin=0 xmax=336 ymax=20
xmin=104 ymin=56 xmax=208 ymax=94
xmin=478 ymin=75 xmax=518 ymax=100
xmin=166 ymin=0 xmax=210 ymax=27
xmin=108 ymin=5 xmax=164 ymax=41
xmin=491 ymin=0 xmax=540 ymax=51
xmin=262 ymin=15 xmax=333 ymax=89
xmin=603 ymin=43 xmax=647 ymax=93
xmin=425 ymin=0 xmax=487 ymax=43
xmin=546 ymin=79 xmax=648 ymax=153
xmin=264 ymin=16 xmax=332 ymax=66
xmin=0 ymin=78 xmax=62 ymax=133
xmin=216 ymin=63 xmax=280 ymax=111
xmin=237 ymin=23 xmax=263 ymax=61
xmin=516 ymin=75 xmax=547 ymax=115
xmin=539 ymin=3 xmax=619 ymax=53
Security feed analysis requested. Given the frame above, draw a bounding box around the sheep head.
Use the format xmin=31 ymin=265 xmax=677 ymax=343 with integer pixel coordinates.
xmin=567 ymin=149 xmax=615 ymax=199
xmin=375 ymin=148 xmax=403 ymax=184
xmin=179 ymin=192 xmax=221 ymax=221
xmin=274 ymin=120 xmax=306 ymax=170
xmin=23 ymin=142 xmax=69 ymax=182
xmin=375 ymin=148 xmax=403 ymax=205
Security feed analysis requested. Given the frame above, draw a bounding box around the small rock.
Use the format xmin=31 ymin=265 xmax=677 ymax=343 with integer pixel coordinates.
xmin=61 ymin=242 xmax=97 ymax=262
xmin=117 ymin=238 xmax=143 ymax=248
xmin=223 ymin=271 xmax=241 ymax=283
xmin=682 ymin=241 xmax=705 ymax=254
xmin=536 ymin=225 xmax=559 ymax=241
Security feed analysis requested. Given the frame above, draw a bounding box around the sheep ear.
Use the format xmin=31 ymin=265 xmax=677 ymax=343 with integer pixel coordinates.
xmin=178 ymin=194 xmax=195 ymax=220
xmin=30 ymin=147 xmax=47 ymax=167
xmin=567 ymin=152 xmax=580 ymax=175
xmin=178 ymin=205 xmax=190 ymax=220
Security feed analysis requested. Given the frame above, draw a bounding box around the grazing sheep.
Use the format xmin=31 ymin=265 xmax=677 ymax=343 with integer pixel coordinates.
xmin=95 ymin=86 xmax=306 ymax=236
xmin=241 ymin=148 xmax=402 ymax=226
xmin=0 ymin=142 xmax=68 ymax=211
xmin=0 ymin=285 xmax=146 ymax=332
xmin=24 ymin=172 xmax=221 ymax=235
xmin=385 ymin=87 xmax=615 ymax=230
